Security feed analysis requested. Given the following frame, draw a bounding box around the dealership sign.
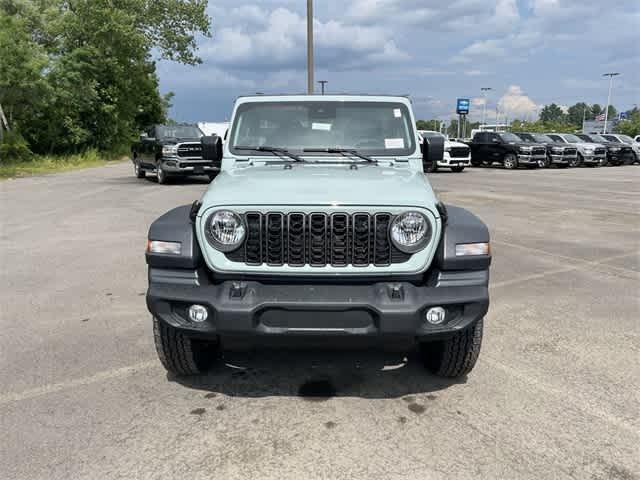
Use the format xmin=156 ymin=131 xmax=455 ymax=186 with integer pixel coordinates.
xmin=456 ymin=98 xmax=470 ymax=115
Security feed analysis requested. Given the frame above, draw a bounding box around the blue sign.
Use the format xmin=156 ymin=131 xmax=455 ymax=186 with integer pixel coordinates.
xmin=456 ymin=98 xmax=470 ymax=115
xmin=619 ymin=111 xmax=628 ymax=120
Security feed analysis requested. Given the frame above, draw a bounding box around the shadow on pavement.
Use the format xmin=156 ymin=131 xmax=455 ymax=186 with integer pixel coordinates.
xmin=171 ymin=347 xmax=464 ymax=400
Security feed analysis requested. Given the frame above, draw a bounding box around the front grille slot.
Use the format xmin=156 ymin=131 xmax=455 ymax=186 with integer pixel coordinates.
xmin=225 ymin=212 xmax=411 ymax=267
xmin=532 ymin=147 xmax=546 ymax=155
xmin=176 ymin=143 xmax=203 ymax=158
xmin=449 ymin=147 xmax=469 ymax=158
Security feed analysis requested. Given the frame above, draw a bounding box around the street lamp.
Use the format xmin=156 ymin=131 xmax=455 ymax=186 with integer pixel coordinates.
xmin=480 ymin=87 xmax=492 ymax=130
xmin=307 ymin=0 xmax=314 ymax=94
xmin=602 ymin=72 xmax=620 ymax=133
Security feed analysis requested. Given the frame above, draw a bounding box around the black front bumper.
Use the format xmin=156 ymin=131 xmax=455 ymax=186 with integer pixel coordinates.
xmin=147 ymin=269 xmax=489 ymax=341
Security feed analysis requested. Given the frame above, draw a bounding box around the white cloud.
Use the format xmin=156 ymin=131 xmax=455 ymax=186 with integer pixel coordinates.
xmin=497 ymin=85 xmax=538 ymax=119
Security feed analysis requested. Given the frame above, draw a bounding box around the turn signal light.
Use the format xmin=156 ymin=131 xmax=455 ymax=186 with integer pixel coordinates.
xmin=455 ymin=242 xmax=490 ymax=256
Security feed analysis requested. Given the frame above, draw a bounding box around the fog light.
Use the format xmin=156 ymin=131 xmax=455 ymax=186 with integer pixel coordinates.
xmin=426 ymin=306 xmax=446 ymax=325
xmin=188 ymin=304 xmax=208 ymax=323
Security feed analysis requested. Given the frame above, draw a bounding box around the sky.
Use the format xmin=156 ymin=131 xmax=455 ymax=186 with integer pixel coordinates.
xmin=157 ymin=0 xmax=640 ymax=124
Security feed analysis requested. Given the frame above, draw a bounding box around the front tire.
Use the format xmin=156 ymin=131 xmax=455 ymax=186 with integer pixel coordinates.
xmin=450 ymin=166 xmax=465 ymax=173
xmin=156 ymin=166 xmax=168 ymax=184
xmin=153 ymin=317 xmax=218 ymax=376
xmin=134 ymin=160 xmax=145 ymax=178
xmin=503 ymin=153 xmax=518 ymax=170
xmin=420 ymin=318 xmax=484 ymax=378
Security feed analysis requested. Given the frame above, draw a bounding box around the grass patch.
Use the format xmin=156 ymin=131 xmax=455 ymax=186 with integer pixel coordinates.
xmin=0 ymin=150 xmax=127 ymax=179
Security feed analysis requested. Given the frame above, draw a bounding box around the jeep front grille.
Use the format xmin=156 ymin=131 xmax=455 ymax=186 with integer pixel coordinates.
xmin=449 ymin=146 xmax=470 ymax=158
xmin=225 ymin=212 xmax=410 ymax=267
xmin=176 ymin=142 xmax=203 ymax=158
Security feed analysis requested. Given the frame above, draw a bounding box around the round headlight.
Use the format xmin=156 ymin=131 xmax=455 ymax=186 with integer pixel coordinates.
xmin=390 ymin=212 xmax=431 ymax=253
xmin=205 ymin=210 xmax=246 ymax=252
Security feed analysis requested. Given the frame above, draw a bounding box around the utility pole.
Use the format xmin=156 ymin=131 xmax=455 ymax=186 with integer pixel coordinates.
xmin=602 ymin=72 xmax=620 ymax=133
xmin=480 ymin=87 xmax=492 ymax=130
xmin=582 ymin=105 xmax=587 ymax=133
xmin=307 ymin=0 xmax=314 ymax=94
xmin=317 ymin=80 xmax=327 ymax=95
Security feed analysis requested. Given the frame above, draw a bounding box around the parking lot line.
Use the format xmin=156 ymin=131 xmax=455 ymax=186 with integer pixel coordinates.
xmin=0 ymin=360 xmax=157 ymax=407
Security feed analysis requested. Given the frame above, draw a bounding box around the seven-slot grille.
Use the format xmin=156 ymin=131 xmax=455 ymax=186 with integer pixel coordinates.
xmin=177 ymin=143 xmax=203 ymax=158
xmin=449 ymin=146 xmax=470 ymax=158
xmin=225 ymin=212 xmax=411 ymax=267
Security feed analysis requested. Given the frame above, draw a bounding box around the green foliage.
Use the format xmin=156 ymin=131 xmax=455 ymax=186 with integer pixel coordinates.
xmin=0 ymin=149 xmax=124 ymax=178
xmin=566 ymin=103 xmax=590 ymax=125
xmin=0 ymin=0 xmax=211 ymax=160
xmin=591 ymin=104 xmax=603 ymax=117
xmin=510 ymin=119 xmax=579 ymax=134
xmin=539 ymin=104 xmax=565 ymax=123
xmin=614 ymin=108 xmax=640 ymax=137
xmin=0 ymin=131 xmax=33 ymax=160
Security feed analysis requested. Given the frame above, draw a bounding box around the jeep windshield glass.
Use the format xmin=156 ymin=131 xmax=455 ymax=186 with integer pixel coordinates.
xmin=157 ymin=126 xmax=202 ymax=139
xmin=229 ymin=101 xmax=416 ymax=157
xmin=498 ymin=133 xmax=522 ymax=143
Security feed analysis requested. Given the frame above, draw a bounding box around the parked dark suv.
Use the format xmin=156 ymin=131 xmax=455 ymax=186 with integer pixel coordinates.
xmin=514 ymin=132 xmax=578 ymax=168
xmin=468 ymin=131 xmax=546 ymax=169
xmin=131 ymin=124 xmax=221 ymax=184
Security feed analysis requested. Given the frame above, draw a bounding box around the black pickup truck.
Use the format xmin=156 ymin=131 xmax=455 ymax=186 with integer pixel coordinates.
xmin=514 ymin=132 xmax=578 ymax=168
xmin=468 ymin=131 xmax=547 ymax=169
xmin=131 ymin=124 xmax=220 ymax=184
xmin=576 ymin=134 xmax=633 ymax=166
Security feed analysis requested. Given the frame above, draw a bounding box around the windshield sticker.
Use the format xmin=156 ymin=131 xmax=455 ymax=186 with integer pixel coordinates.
xmin=385 ymin=138 xmax=405 ymax=149
xmin=393 ymin=108 xmax=401 ymax=118
xmin=312 ymin=122 xmax=332 ymax=131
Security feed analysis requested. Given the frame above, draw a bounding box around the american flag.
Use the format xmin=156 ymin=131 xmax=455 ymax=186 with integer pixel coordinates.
xmin=595 ymin=113 xmax=606 ymax=121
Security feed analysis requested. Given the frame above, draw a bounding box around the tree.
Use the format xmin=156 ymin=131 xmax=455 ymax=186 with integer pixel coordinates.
xmin=614 ymin=108 xmax=640 ymax=137
xmin=539 ymin=104 xmax=566 ymax=123
xmin=0 ymin=0 xmax=211 ymax=157
xmin=416 ymin=120 xmax=442 ymax=131
xmin=606 ymin=105 xmax=617 ymax=118
xmin=591 ymin=104 xmax=603 ymax=117
xmin=566 ymin=103 xmax=590 ymax=126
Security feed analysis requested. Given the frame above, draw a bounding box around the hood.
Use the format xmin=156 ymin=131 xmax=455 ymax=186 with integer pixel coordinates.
xmin=445 ymin=140 xmax=469 ymax=148
xmin=578 ymin=142 xmax=605 ymax=148
xmin=199 ymin=163 xmax=439 ymax=212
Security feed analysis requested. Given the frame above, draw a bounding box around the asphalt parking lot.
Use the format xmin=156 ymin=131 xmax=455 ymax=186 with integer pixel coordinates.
xmin=1 ymin=162 xmax=639 ymax=480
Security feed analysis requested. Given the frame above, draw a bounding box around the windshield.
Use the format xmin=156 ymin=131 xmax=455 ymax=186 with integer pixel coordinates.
xmin=156 ymin=125 xmax=202 ymax=139
xmin=532 ymin=134 xmax=552 ymax=143
xmin=562 ymin=134 xmax=581 ymax=143
xmin=229 ymin=101 xmax=416 ymax=156
xmin=588 ymin=134 xmax=608 ymax=143
xmin=499 ymin=133 xmax=522 ymax=143
xmin=515 ymin=133 xmax=534 ymax=142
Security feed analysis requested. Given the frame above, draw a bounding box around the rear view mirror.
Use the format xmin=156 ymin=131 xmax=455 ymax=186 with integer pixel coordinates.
xmin=201 ymin=135 xmax=223 ymax=162
xmin=422 ymin=136 xmax=444 ymax=168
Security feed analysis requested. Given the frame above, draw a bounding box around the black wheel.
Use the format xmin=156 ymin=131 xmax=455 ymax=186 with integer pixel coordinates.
xmin=156 ymin=166 xmax=168 ymax=184
xmin=420 ymin=318 xmax=484 ymax=378
xmin=424 ymin=160 xmax=438 ymax=173
xmin=470 ymin=157 xmax=482 ymax=167
xmin=134 ymin=160 xmax=145 ymax=178
xmin=623 ymin=151 xmax=635 ymax=165
xmin=503 ymin=153 xmax=518 ymax=170
xmin=450 ymin=166 xmax=465 ymax=173
xmin=152 ymin=317 xmax=218 ymax=376
xmin=570 ymin=154 xmax=582 ymax=168
xmin=539 ymin=156 xmax=551 ymax=168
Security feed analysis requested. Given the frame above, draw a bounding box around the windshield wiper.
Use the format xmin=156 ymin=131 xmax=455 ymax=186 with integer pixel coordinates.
xmin=235 ymin=146 xmax=304 ymax=162
xmin=303 ymin=148 xmax=375 ymax=163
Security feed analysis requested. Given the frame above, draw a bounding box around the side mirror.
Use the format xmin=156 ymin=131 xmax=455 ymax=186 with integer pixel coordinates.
xmin=140 ymin=133 xmax=148 ymax=140
xmin=491 ymin=137 xmax=501 ymax=143
xmin=422 ymin=136 xmax=444 ymax=168
xmin=201 ymin=135 xmax=223 ymax=162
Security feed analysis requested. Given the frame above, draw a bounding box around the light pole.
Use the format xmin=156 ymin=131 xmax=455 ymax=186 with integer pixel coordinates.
xmin=317 ymin=80 xmax=327 ymax=95
xmin=602 ymin=72 xmax=620 ymax=133
xmin=307 ymin=0 xmax=314 ymax=94
xmin=480 ymin=87 xmax=492 ymax=130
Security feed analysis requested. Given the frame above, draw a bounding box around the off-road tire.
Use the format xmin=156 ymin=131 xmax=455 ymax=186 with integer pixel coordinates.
xmin=421 ymin=318 xmax=484 ymax=378
xmin=134 ymin=160 xmax=145 ymax=178
xmin=539 ymin=156 xmax=551 ymax=168
xmin=569 ymin=155 xmax=581 ymax=168
xmin=503 ymin=153 xmax=518 ymax=170
xmin=470 ymin=158 xmax=482 ymax=167
xmin=450 ymin=166 xmax=465 ymax=173
xmin=153 ymin=316 xmax=218 ymax=376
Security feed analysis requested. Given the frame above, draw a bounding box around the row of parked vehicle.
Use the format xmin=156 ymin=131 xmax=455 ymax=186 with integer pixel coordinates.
xmin=418 ymin=129 xmax=639 ymax=172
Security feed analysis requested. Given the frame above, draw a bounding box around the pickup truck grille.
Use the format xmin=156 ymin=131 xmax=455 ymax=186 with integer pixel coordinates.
xmin=225 ymin=212 xmax=410 ymax=267
xmin=532 ymin=147 xmax=546 ymax=156
xmin=563 ymin=148 xmax=577 ymax=156
xmin=595 ymin=148 xmax=606 ymax=155
xmin=449 ymin=146 xmax=470 ymax=158
xmin=176 ymin=143 xmax=203 ymax=158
